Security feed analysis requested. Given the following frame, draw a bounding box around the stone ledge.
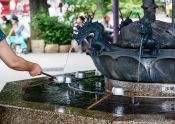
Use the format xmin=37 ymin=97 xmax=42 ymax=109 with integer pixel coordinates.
xmin=105 ymin=78 xmax=175 ymax=97
xmin=0 ymin=105 xmax=110 ymax=124
xmin=0 ymin=105 xmax=175 ymax=124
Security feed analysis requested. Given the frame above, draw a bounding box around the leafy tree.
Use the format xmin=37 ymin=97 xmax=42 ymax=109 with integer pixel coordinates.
xmin=31 ymin=13 xmax=73 ymax=45
xmin=29 ymin=0 xmax=49 ymax=17
xmin=29 ymin=0 xmax=49 ymax=39
xmin=120 ymin=0 xmax=143 ymax=18
xmin=61 ymin=0 xmax=112 ymax=24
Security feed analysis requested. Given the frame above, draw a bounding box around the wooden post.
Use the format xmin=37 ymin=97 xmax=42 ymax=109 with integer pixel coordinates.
xmin=29 ymin=0 xmax=49 ymax=17
xmin=29 ymin=0 xmax=49 ymax=40
xmin=173 ymin=0 xmax=175 ymax=31
xmin=113 ymin=0 xmax=119 ymax=44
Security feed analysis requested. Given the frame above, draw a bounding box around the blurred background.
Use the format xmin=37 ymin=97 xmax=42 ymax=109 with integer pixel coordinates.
xmin=0 ymin=0 xmax=172 ymax=52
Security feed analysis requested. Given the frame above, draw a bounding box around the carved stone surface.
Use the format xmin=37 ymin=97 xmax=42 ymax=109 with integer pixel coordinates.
xmin=90 ymin=48 xmax=175 ymax=83
xmin=1 ymin=105 xmax=175 ymax=124
xmin=118 ymin=21 xmax=175 ymax=49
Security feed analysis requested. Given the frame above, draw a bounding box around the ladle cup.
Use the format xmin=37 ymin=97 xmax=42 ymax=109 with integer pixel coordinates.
xmin=54 ymin=75 xmax=66 ymax=84
xmin=42 ymin=72 xmax=65 ymax=83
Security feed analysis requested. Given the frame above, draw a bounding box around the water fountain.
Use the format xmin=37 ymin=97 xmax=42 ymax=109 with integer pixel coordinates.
xmin=1 ymin=0 xmax=175 ymax=123
xmin=74 ymin=0 xmax=175 ymax=97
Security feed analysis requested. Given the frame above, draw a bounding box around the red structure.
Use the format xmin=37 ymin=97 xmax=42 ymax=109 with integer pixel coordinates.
xmin=0 ymin=0 xmax=29 ymax=15
xmin=0 ymin=0 xmax=10 ymax=14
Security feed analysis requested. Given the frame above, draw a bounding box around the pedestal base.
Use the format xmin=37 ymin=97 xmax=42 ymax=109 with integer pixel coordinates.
xmin=106 ymin=78 xmax=175 ymax=97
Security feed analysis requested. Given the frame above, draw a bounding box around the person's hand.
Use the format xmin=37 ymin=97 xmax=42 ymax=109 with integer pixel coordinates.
xmin=29 ymin=63 xmax=42 ymax=77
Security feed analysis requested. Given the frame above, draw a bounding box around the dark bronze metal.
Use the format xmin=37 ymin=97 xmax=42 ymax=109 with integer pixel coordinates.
xmin=73 ymin=0 xmax=175 ymax=83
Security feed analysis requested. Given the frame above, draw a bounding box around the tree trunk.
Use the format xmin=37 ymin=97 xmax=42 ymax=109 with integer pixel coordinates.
xmin=142 ymin=0 xmax=156 ymax=22
xmin=29 ymin=0 xmax=49 ymax=17
xmin=29 ymin=0 xmax=49 ymax=41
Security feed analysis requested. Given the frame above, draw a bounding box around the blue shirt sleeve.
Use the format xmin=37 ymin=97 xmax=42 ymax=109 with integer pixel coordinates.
xmin=0 ymin=30 xmax=6 ymax=42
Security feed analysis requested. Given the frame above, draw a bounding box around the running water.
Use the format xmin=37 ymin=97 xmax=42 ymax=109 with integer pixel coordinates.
xmin=62 ymin=46 xmax=106 ymax=95
xmin=137 ymin=38 xmax=143 ymax=82
xmin=63 ymin=46 xmax=73 ymax=74
xmin=67 ymin=83 xmax=106 ymax=95
xmin=62 ymin=45 xmax=105 ymax=95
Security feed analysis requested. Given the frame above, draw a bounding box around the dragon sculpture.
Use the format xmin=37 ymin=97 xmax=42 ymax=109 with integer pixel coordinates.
xmin=138 ymin=18 xmax=160 ymax=55
xmin=73 ymin=16 xmax=112 ymax=56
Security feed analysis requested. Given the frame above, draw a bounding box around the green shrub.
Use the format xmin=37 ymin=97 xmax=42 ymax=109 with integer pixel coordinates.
xmin=31 ymin=14 xmax=73 ymax=45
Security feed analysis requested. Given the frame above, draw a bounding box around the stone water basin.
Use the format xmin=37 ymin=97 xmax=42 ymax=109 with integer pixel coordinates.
xmin=0 ymin=71 xmax=175 ymax=124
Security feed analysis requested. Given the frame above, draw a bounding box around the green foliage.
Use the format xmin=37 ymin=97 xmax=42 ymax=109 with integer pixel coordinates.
xmin=61 ymin=0 xmax=165 ymax=21
xmin=63 ymin=4 xmax=89 ymax=25
xmin=155 ymin=0 xmax=165 ymax=9
xmin=61 ymin=0 xmax=77 ymax=5
xmin=61 ymin=0 xmax=112 ymax=24
xmin=3 ymin=25 xmax=12 ymax=36
xmin=31 ymin=13 xmax=73 ymax=45
xmin=119 ymin=0 xmax=143 ymax=18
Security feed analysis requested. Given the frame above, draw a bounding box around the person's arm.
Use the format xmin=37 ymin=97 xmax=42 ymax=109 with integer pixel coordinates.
xmin=0 ymin=40 xmax=42 ymax=76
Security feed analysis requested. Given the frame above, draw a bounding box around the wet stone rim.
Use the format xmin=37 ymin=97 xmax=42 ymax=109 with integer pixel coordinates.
xmin=106 ymin=78 xmax=175 ymax=97
xmin=0 ymin=71 xmax=175 ymax=123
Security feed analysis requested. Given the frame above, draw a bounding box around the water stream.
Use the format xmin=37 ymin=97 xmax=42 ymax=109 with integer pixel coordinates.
xmin=63 ymin=46 xmax=73 ymax=74
xmin=137 ymin=38 xmax=143 ymax=82
xmin=58 ymin=46 xmax=103 ymax=95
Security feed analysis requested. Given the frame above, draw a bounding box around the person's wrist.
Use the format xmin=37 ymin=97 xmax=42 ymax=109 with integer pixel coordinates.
xmin=28 ymin=62 xmax=35 ymax=72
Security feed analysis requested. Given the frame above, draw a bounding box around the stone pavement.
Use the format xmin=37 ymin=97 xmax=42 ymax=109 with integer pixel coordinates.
xmin=0 ymin=53 xmax=96 ymax=91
